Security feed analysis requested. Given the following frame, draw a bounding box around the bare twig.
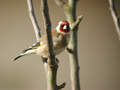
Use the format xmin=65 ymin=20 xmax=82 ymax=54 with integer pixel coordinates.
xmin=71 ymin=15 xmax=83 ymax=30
xmin=41 ymin=0 xmax=62 ymax=90
xmin=44 ymin=60 xmax=58 ymax=90
xmin=27 ymin=0 xmax=41 ymax=41
xmin=109 ymin=0 xmax=120 ymax=40
xmin=55 ymin=0 xmax=83 ymax=90
xmin=41 ymin=0 xmax=56 ymax=65
xmin=65 ymin=1 xmax=83 ymax=90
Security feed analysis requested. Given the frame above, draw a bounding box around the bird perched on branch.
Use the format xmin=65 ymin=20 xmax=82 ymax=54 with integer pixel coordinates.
xmin=14 ymin=20 xmax=71 ymax=61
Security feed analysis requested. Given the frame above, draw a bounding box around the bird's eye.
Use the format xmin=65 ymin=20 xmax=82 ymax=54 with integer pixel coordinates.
xmin=67 ymin=25 xmax=69 ymax=29
xmin=61 ymin=25 xmax=69 ymax=29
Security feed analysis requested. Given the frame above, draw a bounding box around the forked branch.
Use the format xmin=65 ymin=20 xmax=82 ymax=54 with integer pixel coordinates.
xmin=71 ymin=15 xmax=83 ymax=30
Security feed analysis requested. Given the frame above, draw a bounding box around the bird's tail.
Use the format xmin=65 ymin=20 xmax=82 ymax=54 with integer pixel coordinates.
xmin=13 ymin=48 xmax=36 ymax=61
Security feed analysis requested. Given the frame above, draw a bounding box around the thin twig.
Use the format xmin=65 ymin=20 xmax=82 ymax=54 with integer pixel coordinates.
xmin=71 ymin=15 xmax=83 ymax=30
xmin=109 ymin=0 xmax=120 ymax=40
xmin=66 ymin=1 xmax=81 ymax=90
xmin=27 ymin=0 xmax=48 ymax=73
xmin=27 ymin=0 xmax=65 ymax=89
xmin=55 ymin=0 xmax=83 ymax=90
xmin=27 ymin=0 xmax=41 ymax=41
xmin=41 ymin=0 xmax=59 ymax=90
xmin=41 ymin=0 xmax=56 ymax=65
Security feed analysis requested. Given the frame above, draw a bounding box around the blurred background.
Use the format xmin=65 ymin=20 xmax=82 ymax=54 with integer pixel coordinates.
xmin=0 ymin=0 xmax=120 ymax=90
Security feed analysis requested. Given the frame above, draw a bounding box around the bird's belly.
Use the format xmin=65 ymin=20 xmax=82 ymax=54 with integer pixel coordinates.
xmin=36 ymin=45 xmax=49 ymax=57
xmin=36 ymin=35 xmax=69 ymax=57
xmin=36 ymin=45 xmax=66 ymax=58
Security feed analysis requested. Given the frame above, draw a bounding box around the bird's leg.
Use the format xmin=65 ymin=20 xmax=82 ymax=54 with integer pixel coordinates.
xmin=42 ymin=57 xmax=48 ymax=63
xmin=42 ymin=56 xmax=59 ymax=68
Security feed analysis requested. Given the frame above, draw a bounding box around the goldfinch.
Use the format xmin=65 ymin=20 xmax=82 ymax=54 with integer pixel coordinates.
xmin=14 ymin=20 xmax=70 ymax=61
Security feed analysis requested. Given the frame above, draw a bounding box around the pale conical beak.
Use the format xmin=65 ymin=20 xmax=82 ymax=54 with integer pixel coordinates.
xmin=63 ymin=25 xmax=67 ymax=29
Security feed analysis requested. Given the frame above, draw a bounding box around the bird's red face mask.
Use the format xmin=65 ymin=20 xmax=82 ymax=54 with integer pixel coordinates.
xmin=57 ymin=21 xmax=70 ymax=33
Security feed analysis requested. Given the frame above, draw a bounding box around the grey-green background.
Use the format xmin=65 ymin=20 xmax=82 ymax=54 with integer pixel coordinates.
xmin=0 ymin=0 xmax=120 ymax=90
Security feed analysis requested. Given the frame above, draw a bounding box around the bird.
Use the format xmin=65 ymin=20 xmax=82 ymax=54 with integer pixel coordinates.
xmin=13 ymin=20 xmax=71 ymax=61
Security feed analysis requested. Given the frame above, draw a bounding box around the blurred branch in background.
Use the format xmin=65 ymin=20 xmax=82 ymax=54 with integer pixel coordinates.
xmin=55 ymin=0 xmax=83 ymax=90
xmin=109 ymin=0 xmax=120 ymax=40
xmin=27 ymin=0 xmax=41 ymax=41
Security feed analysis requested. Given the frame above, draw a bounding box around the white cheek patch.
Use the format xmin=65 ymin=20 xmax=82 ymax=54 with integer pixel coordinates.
xmin=63 ymin=25 xmax=67 ymax=29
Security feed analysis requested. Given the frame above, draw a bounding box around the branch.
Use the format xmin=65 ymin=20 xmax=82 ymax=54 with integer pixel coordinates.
xmin=41 ymin=0 xmax=63 ymax=90
xmin=27 ymin=0 xmax=41 ymax=41
xmin=41 ymin=0 xmax=56 ymax=65
xmin=55 ymin=0 xmax=83 ymax=90
xmin=65 ymin=1 xmax=81 ymax=90
xmin=108 ymin=0 xmax=120 ymax=40
xmin=71 ymin=15 xmax=83 ymax=30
